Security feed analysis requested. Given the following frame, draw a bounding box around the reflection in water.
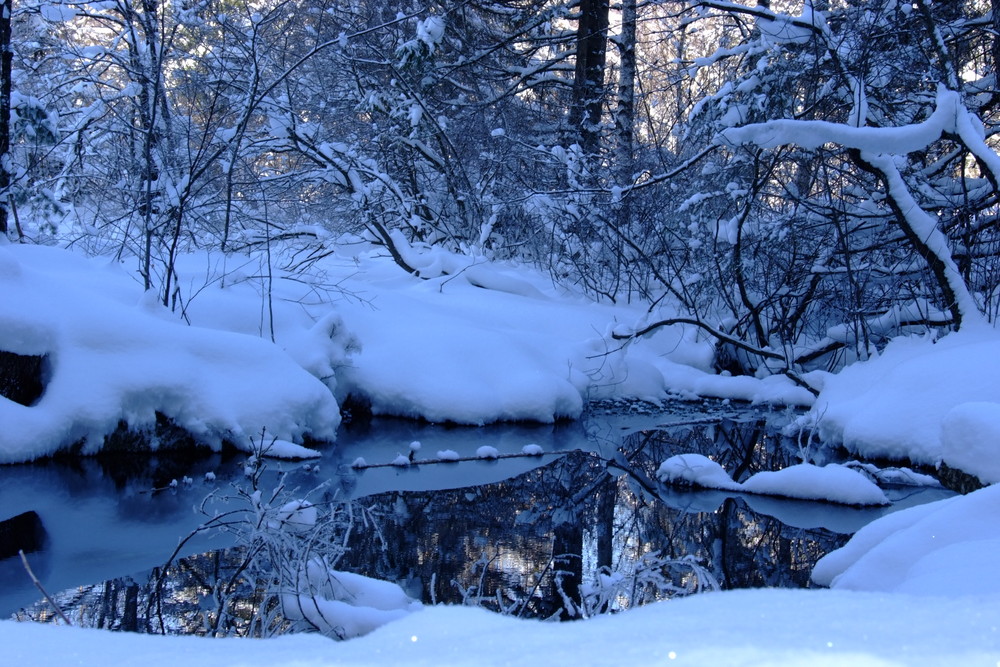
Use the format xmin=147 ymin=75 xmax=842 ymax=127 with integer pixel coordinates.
xmin=7 ymin=408 xmax=956 ymax=637
xmin=9 ymin=410 xmax=925 ymax=634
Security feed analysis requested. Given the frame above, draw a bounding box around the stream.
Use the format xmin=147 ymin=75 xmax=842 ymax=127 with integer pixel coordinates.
xmin=0 ymin=402 xmax=953 ymax=630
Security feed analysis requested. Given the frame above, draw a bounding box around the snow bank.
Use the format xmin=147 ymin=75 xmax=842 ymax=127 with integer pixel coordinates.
xmin=332 ymin=246 xmax=813 ymax=424
xmin=282 ymin=559 xmax=421 ymax=639
xmin=813 ymin=483 xmax=1000 ymax=595
xmin=803 ymin=325 xmax=1000 ymax=481
xmin=4 ymin=588 xmax=999 ymax=666
xmin=0 ymin=245 xmax=340 ymax=462
xmin=657 ymin=454 xmax=889 ymax=506
xmin=0 ymin=239 xmax=822 ymax=462
xmin=940 ymin=402 xmax=1000 ymax=484
xmin=740 ymin=464 xmax=889 ymax=506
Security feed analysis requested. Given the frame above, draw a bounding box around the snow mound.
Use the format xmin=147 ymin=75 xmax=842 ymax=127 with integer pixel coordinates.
xmin=334 ymin=246 xmax=811 ymax=425
xmin=656 ymin=454 xmax=741 ymax=491
xmin=260 ymin=439 xmax=323 ymax=460
xmin=657 ymin=454 xmax=888 ymax=506
xmin=741 ymin=464 xmax=889 ymax=506
xmin=940 ymin=402 xmax=1000 ymax=484
xmin=282 ymin=558 xmax=421 ymax=639
xmin=0 ymin=245 xmax=339 ymax=463
xmin=802 ymin=326 xmax=1000 ymax=481
xmin=812 ymin=484 xmax=1000 ymax=595
xmin=476 ymin=445 xmax=499 ymax=460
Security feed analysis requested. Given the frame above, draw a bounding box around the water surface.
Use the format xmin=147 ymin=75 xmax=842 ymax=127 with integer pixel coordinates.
xmin=1 ymin=403 xmax=951 ymax=628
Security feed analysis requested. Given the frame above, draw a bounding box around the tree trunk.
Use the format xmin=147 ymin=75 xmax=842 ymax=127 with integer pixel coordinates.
xmin=0 ymin=0 xmax=12 ymax=238
xmin=569 ymin=0 xmax=610 ymax=155
xmin=614 ymin=0 xmax=636 ymax=180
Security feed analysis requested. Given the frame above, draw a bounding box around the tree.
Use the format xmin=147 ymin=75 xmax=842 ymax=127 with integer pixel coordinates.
xmin=0 ymin=0 xmax=12 ymax=239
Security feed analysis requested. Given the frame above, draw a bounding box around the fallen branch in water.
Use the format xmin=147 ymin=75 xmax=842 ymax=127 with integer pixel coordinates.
xmin=351 ymin=450 xmax=556 ymax=470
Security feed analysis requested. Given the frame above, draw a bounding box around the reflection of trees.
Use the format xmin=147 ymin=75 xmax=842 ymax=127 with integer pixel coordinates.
xmin=337 ymin=419 xmax=846 ymax=616
xmin=14 ymin=551 xmax=259 ymax=635
xmin=18 ymin=419 xmax=849 ymax=629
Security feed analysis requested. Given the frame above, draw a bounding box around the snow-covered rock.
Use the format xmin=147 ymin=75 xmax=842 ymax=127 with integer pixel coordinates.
xmin=476 ymin=445 xmax=499 ymax=460
xmin=741 ymin=464 xmax=889 ymax=506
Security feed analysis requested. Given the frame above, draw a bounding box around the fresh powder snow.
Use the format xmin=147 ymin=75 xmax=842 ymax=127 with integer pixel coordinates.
xmin=3 ymin=240 xmax=1000 ymax=663
xmin=656 ymin=454 xmax=889 ymax=506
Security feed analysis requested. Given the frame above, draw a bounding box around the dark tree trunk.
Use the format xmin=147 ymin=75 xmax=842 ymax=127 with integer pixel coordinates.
xmin=569 ymin=0 xmax=610 ymax=155
xmin=121 ymin=581 xmax=140 ymax=632
xmin=0 ymin=0 xmax=12 ymax=238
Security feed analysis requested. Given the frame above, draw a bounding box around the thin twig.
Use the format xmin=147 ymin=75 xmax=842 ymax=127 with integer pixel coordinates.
xmin=19 ymin=550 xmax=72 ymax=625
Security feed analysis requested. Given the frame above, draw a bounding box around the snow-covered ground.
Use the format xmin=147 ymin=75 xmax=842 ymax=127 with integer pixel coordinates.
xmin=802 ymin=324 xmax=1000 ymax=484
xmin=4 ymin=240 xmax=1000 ymax=663
xmin=4 ymin=588 xmax=998 ymax=666
xmin=0 ymin=240 xmax=814 ymax=462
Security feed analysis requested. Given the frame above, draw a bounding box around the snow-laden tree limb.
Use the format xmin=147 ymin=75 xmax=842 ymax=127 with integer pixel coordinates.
xmin=718 ymin=85 xmax=986 ymax=329
xmin=718 ymin=87 xmax=962 ymax=153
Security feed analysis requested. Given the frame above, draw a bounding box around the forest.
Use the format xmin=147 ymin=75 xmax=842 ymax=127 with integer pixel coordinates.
xmin=5 ymin=2 xmax=1000 ymax=663
xmin=3 ymin=0 xmax=999 ymax=385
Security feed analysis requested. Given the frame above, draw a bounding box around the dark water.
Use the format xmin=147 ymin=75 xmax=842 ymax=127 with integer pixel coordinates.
xmin=0 ymin=404 xmax=952 ymax=632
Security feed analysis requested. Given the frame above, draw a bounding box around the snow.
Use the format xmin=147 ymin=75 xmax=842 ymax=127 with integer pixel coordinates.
xmin=0 ymin=239 xmax=822 ymax=463
xmin=0 ymin=245 xmax=340 ymax=462
xmin=269 ymin=500 xmax=318 ymax=533
xmin=281 ymin=560 xmax=421 ymax=639
xmin=475 ymin=445 xmax=499 ymax=460
xmin=940 ymin=402 xmax=1000 ymax=484
xmin=3 ymin=589 xmax=999 ymax=667
xmin=4 ymin=239 xmax=1000 ymax=663
xmin=657 ymin=453 xmax=742 ymax=491
xmin=740 ymin=464 xmax=889 ymax=506
xmin=721 ymin=86 xmax=962 ymax=154
xmin=813 ymin=483 xmax=1000 ymax=596
xmin=801 ymin=325 xmax=1000 ymax=482
xmin=657 ymin=454 xmax=889 ymax=506
xmin=330 ymin=244 xmax=811 ymax=424
xmin=261 ymin=439 xmax=324 ymax=460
